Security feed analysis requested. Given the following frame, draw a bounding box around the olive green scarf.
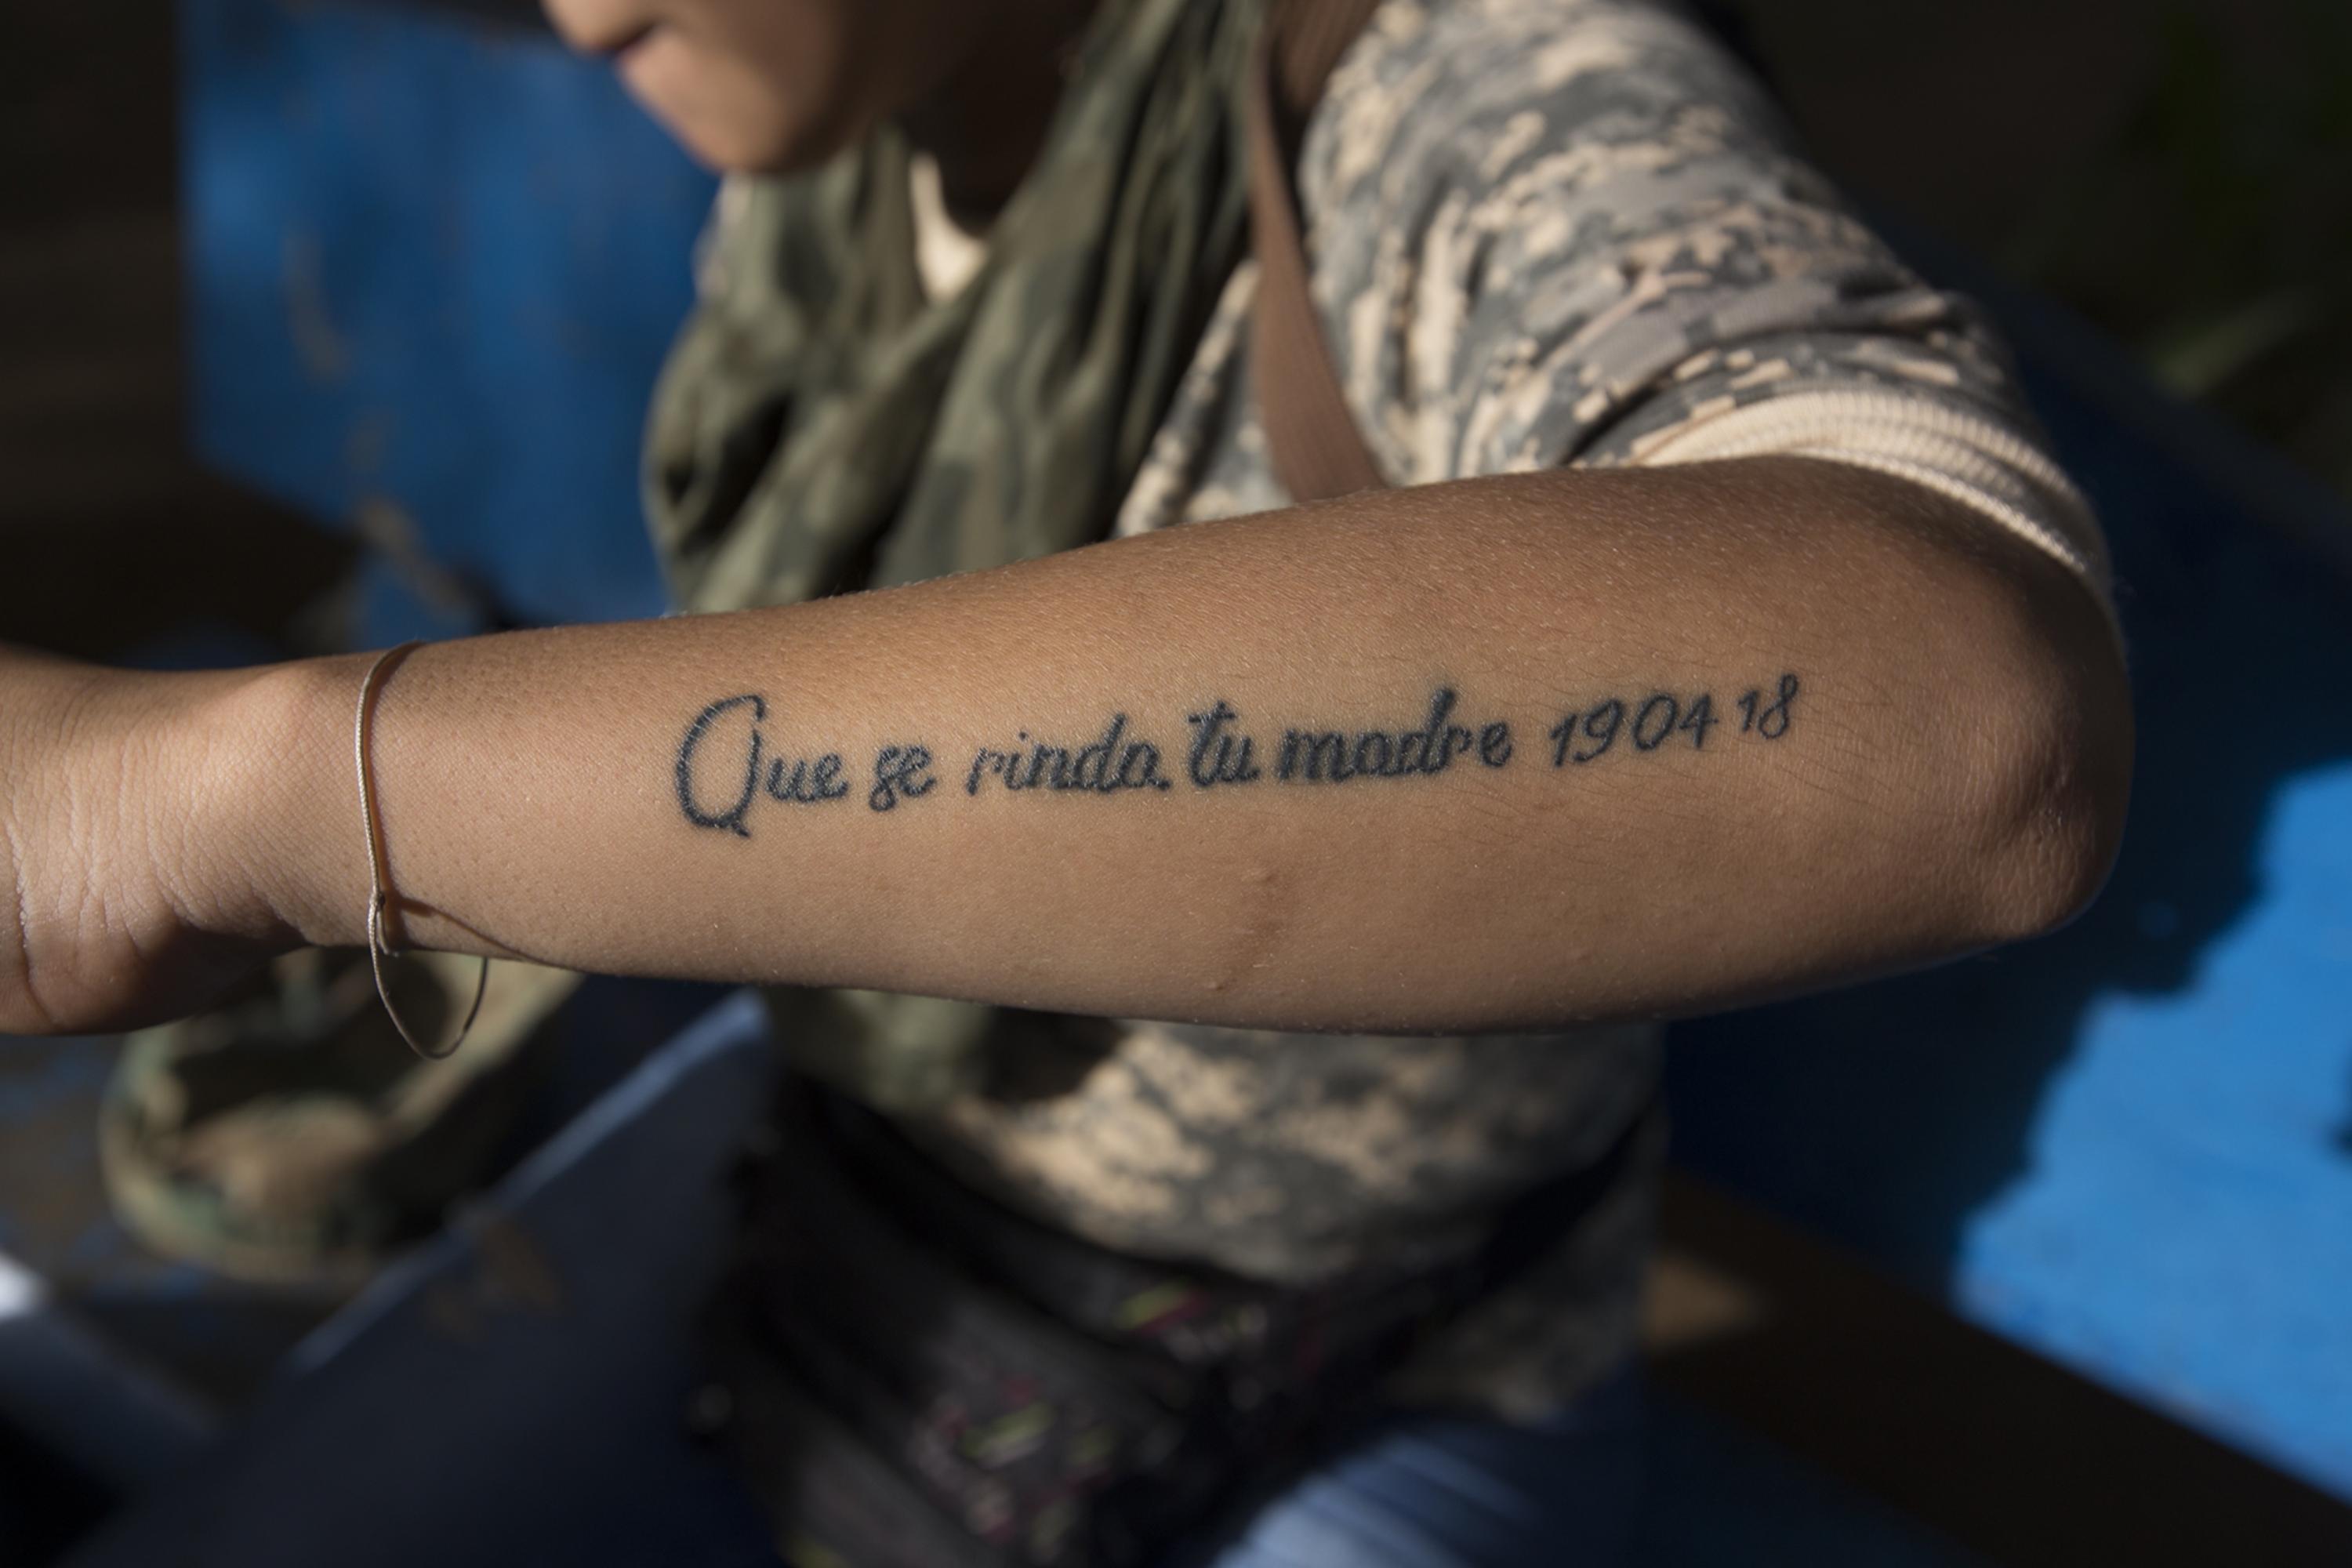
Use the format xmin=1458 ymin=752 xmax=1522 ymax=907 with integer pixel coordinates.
xmin=644 ymin=0 xmax=1265 ymax=1108
xmin=644 ymin=0 xmax=1261 ymax=613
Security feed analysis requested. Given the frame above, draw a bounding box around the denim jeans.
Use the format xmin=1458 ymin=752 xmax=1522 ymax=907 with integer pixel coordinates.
xmin=1174 ymin=1373 xmax=1644 ymax=1568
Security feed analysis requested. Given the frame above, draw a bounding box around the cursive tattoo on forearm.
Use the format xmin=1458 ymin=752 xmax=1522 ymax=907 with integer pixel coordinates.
xmin=672 ymin=678 xmax=1802 ymax=838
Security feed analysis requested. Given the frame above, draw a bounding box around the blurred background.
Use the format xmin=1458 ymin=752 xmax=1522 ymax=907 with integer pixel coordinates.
xmin=2 ymin=1 xmax=2348 ymax=1563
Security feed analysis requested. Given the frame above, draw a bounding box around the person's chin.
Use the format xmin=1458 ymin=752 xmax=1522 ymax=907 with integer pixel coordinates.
xmin=618 ymin=37 xmax=837 ymax=174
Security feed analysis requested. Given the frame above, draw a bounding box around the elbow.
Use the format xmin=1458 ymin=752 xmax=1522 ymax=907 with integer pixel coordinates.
xmin=1949 ymin=583 xmax=2134 ymax=948
xmin=1973 ymin=715 xmax=2130 ymax=946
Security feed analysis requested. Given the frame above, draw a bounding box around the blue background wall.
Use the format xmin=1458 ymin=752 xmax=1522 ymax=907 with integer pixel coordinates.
xmin=182 ymin=0 xmax=716 ymax=638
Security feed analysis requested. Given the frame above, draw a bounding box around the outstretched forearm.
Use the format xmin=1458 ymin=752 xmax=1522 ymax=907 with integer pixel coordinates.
xmin=5 ymin=457 xmax=2129 ymax=1036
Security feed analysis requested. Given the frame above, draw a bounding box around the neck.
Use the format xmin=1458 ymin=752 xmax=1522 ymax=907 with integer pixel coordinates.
xmin=898 ymin=0 xmax=1101 ymax=228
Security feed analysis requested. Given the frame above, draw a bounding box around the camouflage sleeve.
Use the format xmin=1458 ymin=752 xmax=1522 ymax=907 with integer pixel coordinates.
xmin=1301 ymin=0 xmax=2108 ymax=593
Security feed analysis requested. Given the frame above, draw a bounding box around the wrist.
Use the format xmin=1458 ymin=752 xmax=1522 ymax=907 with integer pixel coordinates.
xmin=170 ymin=653 xmax=372 ymax=950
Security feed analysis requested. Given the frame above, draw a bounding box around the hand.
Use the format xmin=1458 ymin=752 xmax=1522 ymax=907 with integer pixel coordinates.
xmin=0 ymin=644 xmax=299 ymax=1034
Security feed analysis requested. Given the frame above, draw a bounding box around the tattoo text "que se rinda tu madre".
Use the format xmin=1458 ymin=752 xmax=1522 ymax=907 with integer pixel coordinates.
xmin=673 ymin=678 xmax=1801 ymax=838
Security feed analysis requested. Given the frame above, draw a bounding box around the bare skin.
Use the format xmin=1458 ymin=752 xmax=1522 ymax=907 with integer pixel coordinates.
xmin=0 ymin=458 xmax=2129 ymax=1038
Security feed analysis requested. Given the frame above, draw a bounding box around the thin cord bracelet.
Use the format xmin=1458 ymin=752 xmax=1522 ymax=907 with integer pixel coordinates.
xmin=354 ymin=640 xmax=488 ymax=1062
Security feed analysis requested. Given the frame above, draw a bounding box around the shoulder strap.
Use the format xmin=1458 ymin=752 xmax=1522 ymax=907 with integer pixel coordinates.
xmin=1247 ymin=0 xmax=1390 ymax=502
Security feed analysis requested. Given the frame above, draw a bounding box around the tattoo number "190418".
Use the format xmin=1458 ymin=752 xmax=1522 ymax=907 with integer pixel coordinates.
xmin=1548 ymin=673 xmax=1799 ymax=767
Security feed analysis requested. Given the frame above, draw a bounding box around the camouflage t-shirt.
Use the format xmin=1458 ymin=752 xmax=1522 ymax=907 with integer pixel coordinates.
xmin=896 ymin=0 xmax=2107 ymax=1414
